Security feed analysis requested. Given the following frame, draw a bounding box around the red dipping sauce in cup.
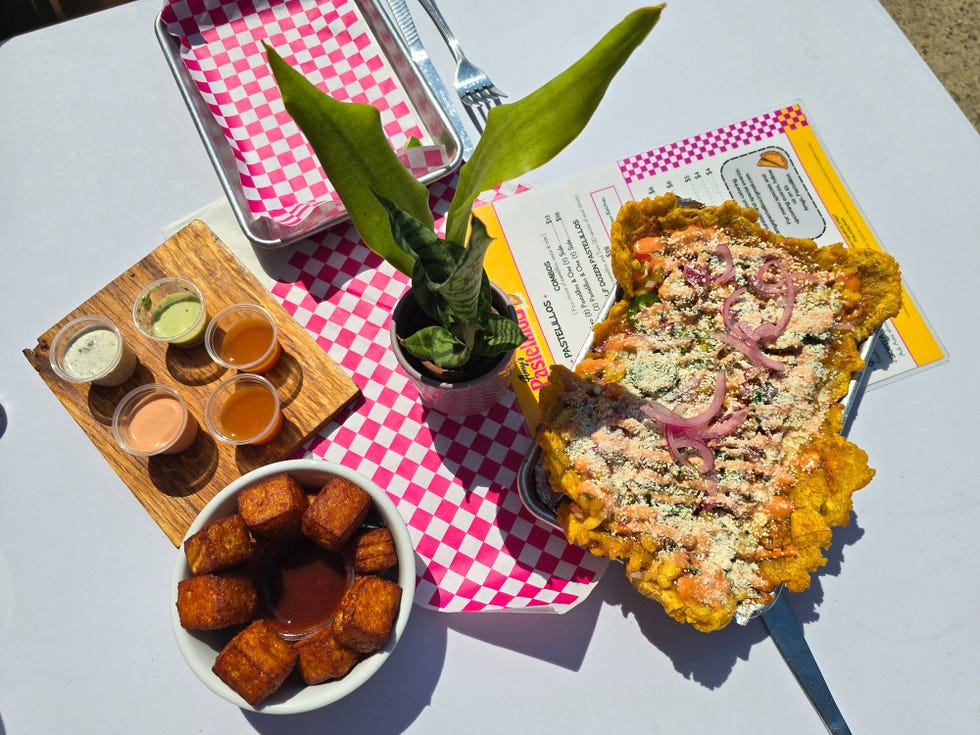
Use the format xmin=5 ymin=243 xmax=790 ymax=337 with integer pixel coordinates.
xmin=257 ymin=537 xmax=353 ymax=639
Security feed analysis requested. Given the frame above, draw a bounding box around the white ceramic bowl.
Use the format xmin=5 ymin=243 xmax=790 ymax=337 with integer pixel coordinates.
xmin=170 ymin=459 xmax=416 ymax=714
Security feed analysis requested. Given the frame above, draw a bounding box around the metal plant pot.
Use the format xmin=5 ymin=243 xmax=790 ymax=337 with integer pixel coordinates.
xmin=389 ymin=283 xmax=518 ymax=416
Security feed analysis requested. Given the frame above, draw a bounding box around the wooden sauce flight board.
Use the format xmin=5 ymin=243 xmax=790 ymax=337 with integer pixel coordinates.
xmin=23 ymin=221 xmax=360 ymax=546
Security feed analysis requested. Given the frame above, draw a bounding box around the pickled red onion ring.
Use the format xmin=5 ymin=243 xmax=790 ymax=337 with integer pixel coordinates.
xmin=645 ymin=375 xmax=749 ymax=475
xmin=640 ymin=372 xmax=727 ymax=429
xmin=712 ymin=243 xmax=735 ymax=283
xmin=752 ymin=258 xmax=790 ymax=295
xmin=684 ymin=243 xmax=735 ymax=287
xmin=722 ymin=258 xmax=796 ymax=355
xmin=701 ymin=408 xmax=749 ymax=439
xmin=752 ymin=290 xmax=794 ymax=344
xmin=751 ymin=259 xmax=797 ymax=343
xmin=714 ymin=331 xmax=786 ymax=373
xmin=726 ymin=282 xmax=795 ymax=344
xmin=684 ymin=264 xmax=710 ymax=286
xmin=722 ymin=287 xmax=752 ymax=341
xmin=665 ymin=430 xmax=716 ymax=474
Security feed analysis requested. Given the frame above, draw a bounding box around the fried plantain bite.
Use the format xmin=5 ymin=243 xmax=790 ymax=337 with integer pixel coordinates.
xmin=184 ymin=513 xmax=255 ymax=576
xmin=302 ymin=475 xmax=371 ymax=553
xmin=333 ymin=575 xmax=402 ymax=653
xmin=176 ymin=569 xmax=257 ymax=630
xmin=293 ymin=620 xmax=362 ymax=685
xmin=237 ymin=472 xmax=307 ymax=542
xmin=212 ymin=619 xmax=297 ymax=707
xmin=351 ymin=527 xmax=398 ymax=575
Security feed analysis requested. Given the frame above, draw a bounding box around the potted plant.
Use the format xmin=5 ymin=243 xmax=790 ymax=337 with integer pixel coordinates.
xmin=267 ymin=5 xmax=664 ymax=414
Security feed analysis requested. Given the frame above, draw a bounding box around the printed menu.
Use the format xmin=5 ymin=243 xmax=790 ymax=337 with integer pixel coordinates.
xmin=476 ymin=102 xmax=946 ymax=427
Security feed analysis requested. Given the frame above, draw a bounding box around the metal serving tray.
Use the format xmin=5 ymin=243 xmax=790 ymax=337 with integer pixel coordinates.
xmin=155 ymin=0 xmax=464 ymax=249
xmin=518 ymin=288 xmax=881 ymax=530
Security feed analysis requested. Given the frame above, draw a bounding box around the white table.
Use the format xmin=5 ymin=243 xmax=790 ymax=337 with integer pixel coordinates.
xmin=1 ymin=1 xmax=977 ymax=732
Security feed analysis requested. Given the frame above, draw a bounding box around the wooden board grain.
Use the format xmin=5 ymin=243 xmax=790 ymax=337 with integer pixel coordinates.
xmin=24 ymin=220 xmax=360 ymax=546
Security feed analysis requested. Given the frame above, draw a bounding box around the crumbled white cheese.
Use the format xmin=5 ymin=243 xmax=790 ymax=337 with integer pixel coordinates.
xmin=556 ymin=225 xmax=853 ymax=609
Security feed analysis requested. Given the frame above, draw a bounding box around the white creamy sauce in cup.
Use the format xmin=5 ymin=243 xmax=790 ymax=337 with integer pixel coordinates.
xmin=63 ymin=326 xmax=121 ymax=379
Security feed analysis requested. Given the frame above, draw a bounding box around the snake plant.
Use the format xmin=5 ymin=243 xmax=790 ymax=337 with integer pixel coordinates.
xmin=267 ymin=5 xmax=664 ymax=369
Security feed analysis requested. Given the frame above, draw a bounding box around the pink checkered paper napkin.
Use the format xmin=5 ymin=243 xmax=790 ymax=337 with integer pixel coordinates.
xmin=161 ymin=0 xmax=449 ymax=226
xmin=269 ymin=177 xmax=608 ymax=612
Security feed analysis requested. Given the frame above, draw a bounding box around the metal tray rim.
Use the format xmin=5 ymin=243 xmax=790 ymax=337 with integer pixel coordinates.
xmin=154 ymin=0 xmax=464 ymax=249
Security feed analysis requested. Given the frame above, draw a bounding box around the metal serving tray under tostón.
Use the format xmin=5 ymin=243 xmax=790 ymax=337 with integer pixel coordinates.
xmin=518 ymin=288 xmax=881 ymax=530
xmin=155 ymin=0 xmax=464 ymax=249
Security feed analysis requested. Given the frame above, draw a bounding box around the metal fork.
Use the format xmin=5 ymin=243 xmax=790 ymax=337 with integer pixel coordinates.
xmin=414 ymin=0 xmax=505 ymax=130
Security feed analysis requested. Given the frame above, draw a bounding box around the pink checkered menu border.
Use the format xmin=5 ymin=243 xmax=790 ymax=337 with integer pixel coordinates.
xmin=271 ymin=177 xmax=606 ymax=612
xmin=618 ymin=104 xmax=809 ymax=184
xmin=161 ymin=0 xmax=440 ymax=226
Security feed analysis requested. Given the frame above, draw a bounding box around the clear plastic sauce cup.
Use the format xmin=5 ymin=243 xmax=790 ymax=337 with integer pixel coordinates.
xmin=133 ymin=277 xmax=208 ymax=349
xmin=204 ymin=373 xmax=282 ymax=445
xmin=49 ymin=315 xmax=138 ymax=387
xmin=112 ymin=383 xmax=198 ymax=456
xmin=204 ymin=303 xmax=281 ymax=373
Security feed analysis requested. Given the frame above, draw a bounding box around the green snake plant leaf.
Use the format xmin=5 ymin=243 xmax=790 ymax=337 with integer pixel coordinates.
xmin=444 ymin=5 xmax=664 ymax=244
xmin=433 ymin=215 xmax=496 ymax=327
xmin=266 ymin=44 xmax=432 ymax=276
xmin=379 ymin=196 xmax=459 ymax=282
xmin=381 ymin=198 xmax=497 ymax=328
xmin=268 ymin=7 xmax=664 ymax=370
xmin=379 ymin=196 xmax=460 ymax=325
xmin=400 ymin=325 xmax=470 ymax=369
xmin=473 ymin=312 xmax=528 ymax=357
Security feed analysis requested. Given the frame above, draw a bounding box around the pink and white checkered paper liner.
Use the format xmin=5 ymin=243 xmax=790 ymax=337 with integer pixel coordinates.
xmin=161 ymin=0 xmax=448 ymax=226
xmin=270 ymin=178 xmax=607 ymax=612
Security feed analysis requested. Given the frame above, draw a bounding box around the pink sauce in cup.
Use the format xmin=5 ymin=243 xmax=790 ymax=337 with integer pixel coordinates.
xmin=129 ymin=396 xmax=184 ymax=451
xmin=113 ymin=384 xmax=198 ymax=456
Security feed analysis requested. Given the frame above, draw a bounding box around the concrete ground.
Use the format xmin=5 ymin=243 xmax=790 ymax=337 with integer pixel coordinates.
xmin=880 ymin=0 xmax=979 ymax=131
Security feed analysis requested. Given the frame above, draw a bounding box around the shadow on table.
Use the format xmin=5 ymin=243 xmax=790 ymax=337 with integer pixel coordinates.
xmin=238 ymin=513 xmax=866 ymax=734
xmin=241 ymin=604 xmax=449 ymax=735
xmin=606 ymin=510 xmax=866 ymax=689
xmin=784 ymin=511 xmax=866 ymax=626
xmin=441 ymin=576 xmax=606 ymax=671
xmin=448 ymin=507 xmax=867 ymax=692
xmin=596 ymin=561 xmax=770 ymax=689
xmin=237 ymin=590 xmax=600 ymax=735
xmin=419 ymin=421 xmax=866 ymax=689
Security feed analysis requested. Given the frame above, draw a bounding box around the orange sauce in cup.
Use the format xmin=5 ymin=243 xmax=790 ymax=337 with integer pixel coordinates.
xmin=218 ymin=384 xmax=282 ymax=444
xmin=222 ymin=317 xmax=281 ymax=373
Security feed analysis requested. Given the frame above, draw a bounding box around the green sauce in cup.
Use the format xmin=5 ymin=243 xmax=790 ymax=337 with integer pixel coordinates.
xmin=134 ymin=277 xmax=209 ymax=349
xmin=152 ymin=293 xmax=206 ymax=346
